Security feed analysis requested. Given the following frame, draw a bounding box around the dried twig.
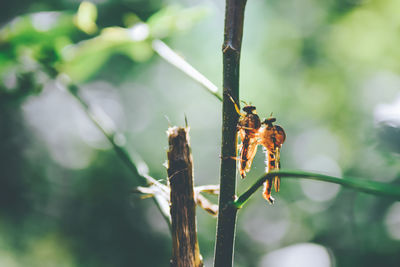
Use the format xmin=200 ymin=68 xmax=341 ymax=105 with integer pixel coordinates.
xmin=167 ymin=127 xmax=203 ymax=267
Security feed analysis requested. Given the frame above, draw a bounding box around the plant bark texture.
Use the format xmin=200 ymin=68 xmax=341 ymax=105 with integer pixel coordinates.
xmin=214 ymin=0 xmax=247 ymax=267
xmin=167 ymin=127 xmax=203 ymax=267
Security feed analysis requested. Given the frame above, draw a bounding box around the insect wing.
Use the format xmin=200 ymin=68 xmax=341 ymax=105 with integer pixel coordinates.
xmin=244 ymin=137 xmax=258 ymax=173
xmin=238 ymin=134 xmax=258 ymax=178
xmin=236 ymin=110 xmax=261 ymax=178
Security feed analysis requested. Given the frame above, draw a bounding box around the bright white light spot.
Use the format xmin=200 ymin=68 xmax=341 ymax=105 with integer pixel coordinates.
xmin=374 ymin=93 xmax=400 ymax=127
xmin=22 ymin=83 xmax=95 ymax=169
xmin=359 ymin=147 xmax=398 ymax=182
xmin=136 ymin=161 xmax=149 ymax=177
xmin=31 ymin=12 xmax=59 ymax=32
xmin=384 ymin=202 xmax=400 ymax=240
xmin=259 ymin=243 xmax=333 ymax=267
xmin=292 ymin=128 xmax=340 ymax=167
xmin=3 ymin=71 xmax=17 ymax=90
xmin=113 ymin=133 xmax=126 ymax=146
xmin=363 ymin=72 xmax=400 ymax=109
xmin=128 ymin=23 xmax=149 ymax=41
xmin=300 ymin=155 xmax=341 ymax=202
xmin=130 ymin=152 xmax=149 ymax=176
xmin=49 ymin=135 xmax=95 ymax=169
xmin=295 ymin=199 xmax=330 ymax=214
xmin=121 ymin=83 xmax=153 ymax=133
xmin=243 ymin=201 xmax=290 ymax=245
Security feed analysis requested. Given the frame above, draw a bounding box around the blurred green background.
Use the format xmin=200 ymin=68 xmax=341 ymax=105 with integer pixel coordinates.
xmin=1 ymin=0 xmax=400 ymax=266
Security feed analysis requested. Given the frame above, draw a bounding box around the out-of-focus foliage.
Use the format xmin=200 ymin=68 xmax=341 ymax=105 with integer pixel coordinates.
xmin=0 ymin=0 xmax=399 ymax=267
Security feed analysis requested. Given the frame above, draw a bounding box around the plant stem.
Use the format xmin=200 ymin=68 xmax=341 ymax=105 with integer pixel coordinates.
xmin=214 ymin=1 xmax=247 ymax=267
xmin=152 ymin=39 xmax=222 ymax=102
xmin=234 ymin=170 xmax=400 ymax=209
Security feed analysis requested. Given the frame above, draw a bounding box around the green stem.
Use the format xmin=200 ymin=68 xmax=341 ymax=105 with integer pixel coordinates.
xmin=65 ymin=82 xmax=172 ymax=227
xmin=214 ymin=1 xmax=247 ymax=267
xmin=234 ymin=170 xmax=400 ymax=209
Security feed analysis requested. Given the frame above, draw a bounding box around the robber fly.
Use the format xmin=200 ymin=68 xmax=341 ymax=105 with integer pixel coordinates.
xmin=258 ymin=116 xmax=286 ymax=204
xmin=229 ymin=95 xmax=261 ymax=178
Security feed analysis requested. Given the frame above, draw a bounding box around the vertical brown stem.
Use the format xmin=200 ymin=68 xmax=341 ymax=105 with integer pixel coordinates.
xmin=214 ymin=0 xmax=247 ymax=267
xmin=167 ymin=127 xmax=203 ymax=267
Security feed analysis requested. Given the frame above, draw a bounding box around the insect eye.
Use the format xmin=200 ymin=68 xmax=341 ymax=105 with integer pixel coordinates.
xmin=263 ymin=118 xmax=276 ymax=124
xmin=243 ymin=106 xmax=256 ymax=113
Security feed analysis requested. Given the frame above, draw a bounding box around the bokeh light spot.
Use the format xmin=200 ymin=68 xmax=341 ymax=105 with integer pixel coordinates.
xmin=31 ymin=12 xmax=59 ymax=32
xmin=300 ymin=155 xmax=342 ymax=202
xmin=374 ymin=93 xmax=400 ymax=127
xmin=384 ymin=202 xmax=400 ymax=240
xmin=259 ymin=243 xmax=333 ymax=267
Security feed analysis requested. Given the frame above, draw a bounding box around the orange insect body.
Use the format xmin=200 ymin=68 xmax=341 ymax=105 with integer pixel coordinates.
xmin=230 ymin=95 xmax=287 ymax=204
xmin=258 ymin=117 xmax=286 ymax=204
xmin=237 ymin=106 xmax=261 ymax=178
xmin=229 ymin=95 xmax=261 ymax=178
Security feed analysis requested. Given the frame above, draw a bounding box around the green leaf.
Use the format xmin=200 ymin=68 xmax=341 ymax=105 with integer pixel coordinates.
xmin=60 ymin=26 xmax=153 ymax=81
xmin=1 ymin=12 xmax=76 ymax=46
xmin=147 ymin=5 xmax=211 ymax=39
xmin=0 ymin=12 xmax=77 ymax=73
xmin=74 ymin=1 xmax=98 ymax=34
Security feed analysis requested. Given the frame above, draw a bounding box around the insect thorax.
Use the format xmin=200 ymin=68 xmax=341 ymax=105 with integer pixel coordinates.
xmin=238 ymin=114 xmax=261 ymax=130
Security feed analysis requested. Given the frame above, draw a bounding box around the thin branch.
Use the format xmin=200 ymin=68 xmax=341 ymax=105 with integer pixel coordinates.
xmin=67 ymin=84 xmax=144 ymax=182
xmin=61 ymin=80 xmax=171 ymax=227
xmin=135 ymin=183 xmax=219 ymax=217
xmin=152 ymin=39 xmax=222 ymax=102
xmin=196 ymin=193 xmax=218 ymax=216
xmin=133 ymin=186 xmax=155 ymax=196
xmin=133 ymin=183 xmax=171 ymax=227
xmin=234 ymin=170 xmax=400 ymax=209
xmin=195 ymin=184 xmax=220 ymax=195
xmin=214 ymin=1 xmax=247 ymax=267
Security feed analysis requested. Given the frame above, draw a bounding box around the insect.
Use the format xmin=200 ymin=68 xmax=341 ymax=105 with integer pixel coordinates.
xmin=229 ymin=95 xmax=261 ymax=178
xmin=258 ymin=116 xmax=286 ymax=204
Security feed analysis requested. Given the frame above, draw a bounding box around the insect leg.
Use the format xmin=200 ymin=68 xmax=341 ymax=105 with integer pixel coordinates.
xmin=239 ymin=136 xmax=250 ymax=178
xmin=227 ymin=93 xmax=245 ymax=117
xmin=263 ymin=178 xmax=275 ymax=204
xmin=274 ymin=176 xmax=280 ymax=193
xmin=263 ymin=148 xmax=278 ymax=202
